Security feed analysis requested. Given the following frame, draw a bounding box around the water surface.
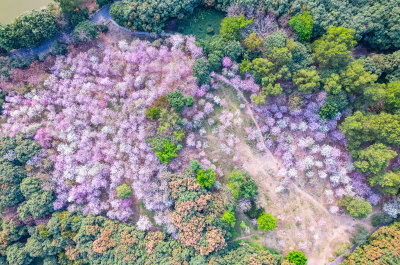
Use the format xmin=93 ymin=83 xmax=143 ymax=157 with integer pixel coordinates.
xmin=0 ymin=0 xmax=52 ymax=24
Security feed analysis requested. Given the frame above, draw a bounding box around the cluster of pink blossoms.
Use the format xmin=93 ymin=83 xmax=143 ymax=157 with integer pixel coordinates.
xmin=1 ymin=37 xmax=201 ymax=221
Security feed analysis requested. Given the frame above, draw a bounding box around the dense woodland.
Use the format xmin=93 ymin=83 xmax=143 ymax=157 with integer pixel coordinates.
xmin=0 ymin=0 xmax=399 ymax=264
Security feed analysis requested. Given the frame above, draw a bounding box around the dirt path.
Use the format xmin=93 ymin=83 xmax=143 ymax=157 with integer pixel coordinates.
xmin=206 ymin=77 xmax=374 ymax=264
xmin=291 ymin=183 xmax=330 ymax=215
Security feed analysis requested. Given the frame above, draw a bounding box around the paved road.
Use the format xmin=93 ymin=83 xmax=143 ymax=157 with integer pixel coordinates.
xmin=6 ymin=2 xmax=172 ymax=58
xmin=7 ymin=3 xmax=115 ymax=58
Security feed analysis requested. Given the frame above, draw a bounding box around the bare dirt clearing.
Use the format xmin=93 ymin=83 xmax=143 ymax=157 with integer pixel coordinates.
xmin=203 ymin=82 xmax=373 ymax=265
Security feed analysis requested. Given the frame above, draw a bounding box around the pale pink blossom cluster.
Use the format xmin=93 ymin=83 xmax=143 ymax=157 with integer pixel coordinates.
xmin=1 ymin=37 xmax=201 ymax=221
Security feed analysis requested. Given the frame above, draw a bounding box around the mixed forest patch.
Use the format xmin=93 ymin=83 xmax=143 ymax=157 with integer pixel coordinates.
xmin=0 ymin=0 xmax=400 ymax=264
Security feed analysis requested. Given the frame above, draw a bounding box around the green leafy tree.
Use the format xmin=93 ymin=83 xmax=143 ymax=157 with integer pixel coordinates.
xmin=340 ymin=61 xmax=378 ymax=94
xmin=155 ymin=140 xmax=178 ymax=164
xmin=287 ymin=250 xmax=308 ymax=265
xmin=193 ymin=58 xmax=211 ymax=85
xmin=339 ymin=111 xmax=400 ymax=150
xmin=293 ymin=68 xmax=320 ymax=94
xmin=264 ymin=30 xmax=288 ymax=54
xmin=196 ymin=169 xmax=216 ymax=188
xmin=270 ymin=47 xmax=292 ymax=67
xmin=20 ymin=177 xmax=41 ymax=198
xmin=0 ymin=161 xmax=26 ymax=207
xmin=343 ymin=222 xmax=400 ymax=264
xmin=208 ymin=53 xmax=222 ymax=72
xmin=362 ymin=83 xmax=387 ymax=111
xmin=318 ymin=102 xmax=339 ymax=120
xmin=263 ymin=83 xmax=282 ymax=96
xmin=240 ymin=59 xmax=252 ymax=74
xmin=351 ymin=225 xmax=370 ymax=245
xmin=14 ymin=138 xmax=40 ymax=163
xmin=289 ymin=11 xmax=314 ymax=42
xmin=17 ymin=190 xmax=54 ymax=220
xmin=257 ymin=212 xmax=277 ymax=231
xmin=243 ymin=32 xmax=263 ymax=51
xmin=369 ymin=171 xmax=400 ymax=195
xmin=339 ymin=195 xmax=372 ymax=220
xmin=313 ymin=26 xmax=357 ymax=69
xmin=55 ymin=0 xmax=83 ymax=14
xmin=385 ymin=81 xmax=400 ymax=112
xmin=190 ymin=160 xmax=202 ymax=173
xmin=353 ymin=143 xmax=397 ymax=175
xmin=252 ymin=92 xmax=266 ymax=105
xmin=322 ymin=73 xmax=342 ymax=94
xmin=220 ymin=15 xmax=253 ymax=41
xmin=109 ymin=0 xmax=132 ymax=27
xmin=96 ymin=0 xmax=113 ymax=8
xmin=0 ymin=9 xmax=58 ymax=51
xmin=167 ymin=90 xmax=186 ymax=112
xmin=371 ymin=213 xmax=393 ymax=227
xmin=145 ymin=107 xmax=160 ymax=120
xmin=223 ymin=40 xmax=243 ymax=61
xmin=221 ymin=210 xmax=236 ymax=228
xmin=252 ymin=58 xmax=273 ymax=79
xmin=73 ymin=21 xmax=98 ymax=43
xmin=227 ymin=170 xmax=258 ymax=200
xmin=116 ymin=184 xmax=132 ymax=199
xmin=6 ymin=242 xmax=32 ymax=265
xmin=184 ymin=96 xmax=194 ymax=107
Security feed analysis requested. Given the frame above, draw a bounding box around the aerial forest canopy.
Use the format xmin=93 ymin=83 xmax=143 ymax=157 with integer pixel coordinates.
xmin=0 ymin=0 xmax=399 ymax=264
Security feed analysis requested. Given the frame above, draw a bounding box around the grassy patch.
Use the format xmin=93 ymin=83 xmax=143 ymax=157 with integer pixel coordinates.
xmin=177 ymin=7 xmax=225 ymax=40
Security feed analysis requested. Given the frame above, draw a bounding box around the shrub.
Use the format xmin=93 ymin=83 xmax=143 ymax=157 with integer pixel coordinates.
xmin=257 ymin=212 xmax=277 ymax=231
xmin=116 ymin=184 xmax=132 ymax=199
xmin=220 ymin=14 xmax=253 ymax=41
xmin=289 ymin=11 xmax=314 ymax=42
xmin=287 ymin=250 xmax=307 ymax=265
xmin=73 ymin=21 xmax=98 ymax=43
xmin=145 ymin=107 xmax=160 ymax=120
xmin=221 ymin=210 xmax=236 ymax=228
xmin=196 ymin=169 xmax=216 ymax=188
